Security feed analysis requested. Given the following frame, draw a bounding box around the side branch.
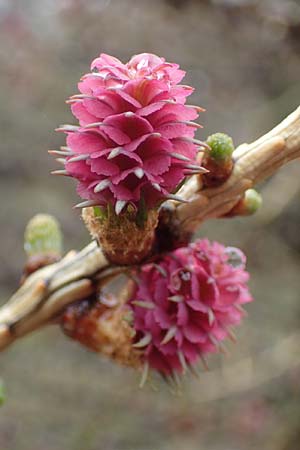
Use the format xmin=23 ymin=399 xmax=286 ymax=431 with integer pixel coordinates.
xmin=174 ymin=106 xmax=300 ymax=232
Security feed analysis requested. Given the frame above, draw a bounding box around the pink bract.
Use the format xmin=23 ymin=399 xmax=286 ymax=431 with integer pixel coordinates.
xmin=56 ymin=53 xmax=205 ymax=213
xmin=128 ymin=239 xmax=253 ymax=376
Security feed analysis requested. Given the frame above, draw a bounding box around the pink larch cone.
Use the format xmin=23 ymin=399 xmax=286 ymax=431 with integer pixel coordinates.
xmin=55 ymin=53 xmax=206 ymax=214
xmin=128 ymin=239 xmax=253 ymax=377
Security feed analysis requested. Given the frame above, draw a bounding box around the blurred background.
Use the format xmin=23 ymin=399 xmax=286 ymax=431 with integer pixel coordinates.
xmin=1 ymin=0 xmax=300 ymax=449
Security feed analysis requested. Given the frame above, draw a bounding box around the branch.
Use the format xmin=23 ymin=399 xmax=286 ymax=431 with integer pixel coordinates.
xmin=174 ymin=106 xmax=300 ymax=232
xmin=1 ymin=106 xmax=299 ymax=351
xmin=0 ymin=242 xmax=108 ymax=349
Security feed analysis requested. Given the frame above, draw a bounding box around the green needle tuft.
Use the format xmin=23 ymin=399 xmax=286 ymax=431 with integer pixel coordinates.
xmin=24 ymin=214 xmax=63 ymax=257
xmin=206 ymin=132 xmax=234 ymax=163
xmin=243 ymin=189 xmax=262 ymax=214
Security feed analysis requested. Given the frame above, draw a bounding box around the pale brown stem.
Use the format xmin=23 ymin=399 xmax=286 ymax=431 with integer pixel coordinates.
xmin=0 ymin=106 xmax=300 ymax=351
xmin=174 ymin=106 xmax=300 ymax=232
xmin=0 ymin=242 xmax=108 ymax=350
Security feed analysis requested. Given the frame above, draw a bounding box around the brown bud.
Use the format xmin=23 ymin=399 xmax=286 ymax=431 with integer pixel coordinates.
xmin=202 ymin=156 xmax=234 ymax=187
xmin=61 ymin=296 xmax=142 ymax=369
xmin=82 ymin=206 xmax=159 ymax=265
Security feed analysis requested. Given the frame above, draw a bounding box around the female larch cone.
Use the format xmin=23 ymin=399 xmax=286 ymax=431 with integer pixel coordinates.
xmin=58 ymin=52 xmax=205 ymax=212
xmin=61 ymin=239 xmax=252 ymax=386
xmin=53 ymin=52 xmax=206 ymax=264
xmin=128 ymin=239 xmax=253 ymax=378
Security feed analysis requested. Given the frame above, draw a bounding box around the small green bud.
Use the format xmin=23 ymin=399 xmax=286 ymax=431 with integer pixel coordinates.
xmin=202 ymin=133 xmax=235 ymax=187
xmin=24 ymin=214 xmax=63 ymax=257
xmin=243 ymin=189 xmax=262 ymax=214
xmin=0 ymin=381 xmax=5 ymax=406
xmin=206 ymin=133 xmax=234 ymax=163
xmin=225 ymin=188 xmax=262 ymax=217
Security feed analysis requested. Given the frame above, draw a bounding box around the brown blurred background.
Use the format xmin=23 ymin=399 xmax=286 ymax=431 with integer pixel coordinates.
xmin=1 ymin=0 xmax=300 ymax=449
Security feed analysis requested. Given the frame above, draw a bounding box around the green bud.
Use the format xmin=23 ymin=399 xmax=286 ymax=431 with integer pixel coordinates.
xmin=243 ymin=189 xmax=262 ymax=214
xmin=226 ymin=188 xmax=262 ymax=217
xmin=0 ymin=381 xmax=4 ymax=406
xmin=24 ymin=214 xmax=63 ymax=257
xmin=206 ymin=133 xmax=234 ymax=163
